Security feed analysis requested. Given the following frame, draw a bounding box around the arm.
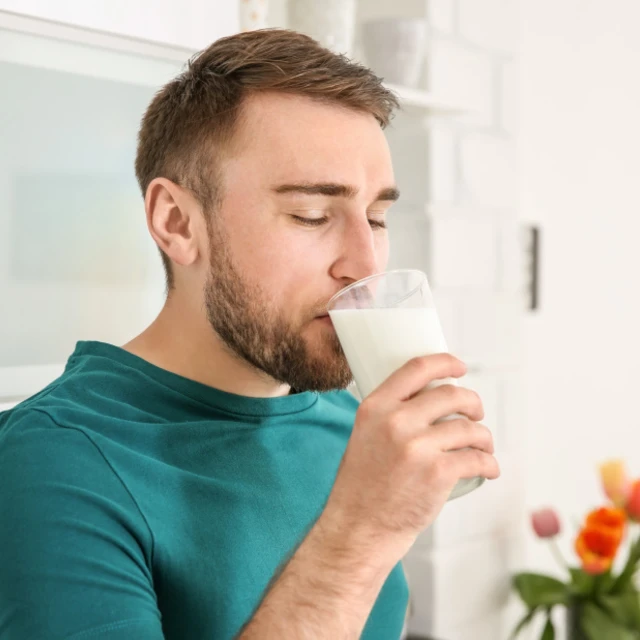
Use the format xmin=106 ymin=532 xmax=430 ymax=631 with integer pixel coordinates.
xmin=237 ymin=514 xmax=396 ymax=640
xmin=239 ymin=354 xmax=500 ymax=640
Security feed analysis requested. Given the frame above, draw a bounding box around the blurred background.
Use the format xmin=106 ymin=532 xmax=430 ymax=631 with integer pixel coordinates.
xmin=1 ymin=1 xmax=639 ymax=638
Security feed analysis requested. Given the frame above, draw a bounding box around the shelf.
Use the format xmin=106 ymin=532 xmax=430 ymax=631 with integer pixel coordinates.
xmin=384 ymin=83 xmax=468 ymax=116
xmin=0 ymin=10 xmax=189 ymax=86
xmin=0 ymin=9 xmax=193 ymax=63
xmin=0 ymin=12 xmax=467 ymax=117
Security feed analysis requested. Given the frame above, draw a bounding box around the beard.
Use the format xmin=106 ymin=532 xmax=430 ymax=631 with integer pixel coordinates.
xmin=203 ymin=226 xmax=353 ymax=393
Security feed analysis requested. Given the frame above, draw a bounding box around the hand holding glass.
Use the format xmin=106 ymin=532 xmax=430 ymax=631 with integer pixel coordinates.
xmin=327 ymin=269 xmax=485 ymax=501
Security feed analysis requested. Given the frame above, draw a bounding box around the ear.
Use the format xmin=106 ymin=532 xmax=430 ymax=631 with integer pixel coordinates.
xmin=145 ymin=178 xmax=203 ymax=269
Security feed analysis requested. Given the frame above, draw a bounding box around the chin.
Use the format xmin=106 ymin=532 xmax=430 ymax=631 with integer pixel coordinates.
xmin=303 ymin=352 xmax=352 ymax=392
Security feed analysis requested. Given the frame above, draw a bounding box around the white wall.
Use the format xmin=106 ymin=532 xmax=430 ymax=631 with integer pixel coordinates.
xmin=520 ymin=0 xmax=640 ymax=633
xmin=521 ymin=0 xmax=640 ymax=556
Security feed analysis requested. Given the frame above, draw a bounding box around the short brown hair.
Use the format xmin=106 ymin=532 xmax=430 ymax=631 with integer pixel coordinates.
xmin=135 ymin=28 xmax=399 ymax=291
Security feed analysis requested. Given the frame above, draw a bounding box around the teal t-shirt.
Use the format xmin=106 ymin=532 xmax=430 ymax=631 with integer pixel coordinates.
xmin=0 ymin=341 xmax=408 ymax=639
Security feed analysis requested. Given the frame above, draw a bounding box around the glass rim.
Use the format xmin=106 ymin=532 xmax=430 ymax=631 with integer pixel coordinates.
xmin=327 ymin=268 xmax=427 ymax=310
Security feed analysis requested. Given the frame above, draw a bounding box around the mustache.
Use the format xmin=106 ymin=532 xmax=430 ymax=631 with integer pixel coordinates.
xmin=310 ymin=294 xmax=342 ymax=318
xmin=314 ymin=284 xmax=373 ymax=317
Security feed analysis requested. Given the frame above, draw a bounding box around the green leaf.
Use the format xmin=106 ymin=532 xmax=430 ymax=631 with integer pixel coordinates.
xmin=581 ymin=602 xmax=639 ymax=640
xmin=540 ymin=615 xmax=555 ymax=640
xmin=599 ymin=592 xmax=640 ymax=629
xmin=569 ymin=568 xmax=596 ymax=595
xmin=509 ymin=607 xmax=538 ymax=640
xmin=513 ymin=573 xmax=570 ymax=608
xmin=611 ymin=534 xmax=640 ymax=595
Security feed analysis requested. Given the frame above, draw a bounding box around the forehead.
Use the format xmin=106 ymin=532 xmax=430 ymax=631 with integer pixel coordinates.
xmin=227 ymin=91 xmax=394 ymax=183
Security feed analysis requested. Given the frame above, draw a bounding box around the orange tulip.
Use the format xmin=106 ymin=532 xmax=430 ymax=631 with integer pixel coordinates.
xmin=586 ymin=506 xmax=627 ymax=531
xmin=599 ymin=459 xmax=630 ymax=507
xmin=575 ymin=524 xmax=622 ymax=574
xmin=626 ymin=479 xmax=640 ymax=521
xmin=575 ymin=507 xmax=626 ymax=575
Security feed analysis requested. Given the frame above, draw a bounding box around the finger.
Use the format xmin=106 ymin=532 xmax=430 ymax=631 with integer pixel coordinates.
xmin=372 ymin=353 xmax=467 ymax=403
xmin=446 ymin=448 xmax=501 ymax=480
xmin=426 ymin=420 xmax=494 ymax=454
xmin=409 ymin=384 xmax=484 ymax=424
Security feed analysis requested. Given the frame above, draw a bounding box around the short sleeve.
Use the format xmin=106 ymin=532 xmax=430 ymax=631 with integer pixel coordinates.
xmin=0 ymin=409 xmax=164 ymax=639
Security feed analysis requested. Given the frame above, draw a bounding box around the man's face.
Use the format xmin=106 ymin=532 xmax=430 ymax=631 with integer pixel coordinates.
xmin=204 ymin=92 xmax=396 ymax=392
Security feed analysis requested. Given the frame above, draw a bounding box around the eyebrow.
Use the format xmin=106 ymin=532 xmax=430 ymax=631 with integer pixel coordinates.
xmin=272 ymin=182 xmax=400 ymax=202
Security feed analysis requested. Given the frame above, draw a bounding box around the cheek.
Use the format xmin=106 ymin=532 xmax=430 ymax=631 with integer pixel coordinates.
xmin=251 ymin=233 xmax=337 ymax=318
xmin=228 ymin=228 xmax=313 ymax=304
xmin=236 ymin=244 xmax=283 ymax=291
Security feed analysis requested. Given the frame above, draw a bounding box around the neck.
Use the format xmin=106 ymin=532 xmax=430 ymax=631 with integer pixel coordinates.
xmin=121 ymin=291 xmax=291 ymax=398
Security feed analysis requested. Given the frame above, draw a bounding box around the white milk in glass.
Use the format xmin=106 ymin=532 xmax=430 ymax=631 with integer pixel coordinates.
xmin=329 ymin=306 xmax=484 ymax=500
xmin=329 ymin=307 xmax=453 ymax=398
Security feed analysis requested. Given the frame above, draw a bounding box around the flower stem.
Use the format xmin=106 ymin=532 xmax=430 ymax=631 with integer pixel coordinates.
xmin=548 ymin=538 xmax=570 ymax=574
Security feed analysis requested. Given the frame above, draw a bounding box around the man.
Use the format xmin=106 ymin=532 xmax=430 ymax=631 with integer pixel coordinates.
xmin=0 ymin=29 xmax=499 ymax=639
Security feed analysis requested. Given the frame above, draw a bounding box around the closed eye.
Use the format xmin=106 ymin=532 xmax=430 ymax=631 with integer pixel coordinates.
xmin=291 ymin=215 xmax=329 ymax=227
xmin=291 ymin=215 xmax=386 ymax=230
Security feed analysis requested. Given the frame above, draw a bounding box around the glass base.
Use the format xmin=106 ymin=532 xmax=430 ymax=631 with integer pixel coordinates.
xmin=447 ymin=476 xmax=485 ymax=501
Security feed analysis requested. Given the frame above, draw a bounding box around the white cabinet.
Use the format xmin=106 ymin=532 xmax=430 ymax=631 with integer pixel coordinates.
xmin=0 ymin=11 xmax=200 ymax=401
xmin=0 ymin=0 xmax=239 ymax=49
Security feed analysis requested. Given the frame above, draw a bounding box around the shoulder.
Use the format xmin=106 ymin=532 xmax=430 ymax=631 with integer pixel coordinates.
xmin=0 ymin=403 xmax=154 ymax=557
xmin=0 ymin=405 xmax=143 ymax=525
xmin=1 ymin=403 xmax=66 ymax=455
xmin=1 ymin=406 xmax=118 ymax=494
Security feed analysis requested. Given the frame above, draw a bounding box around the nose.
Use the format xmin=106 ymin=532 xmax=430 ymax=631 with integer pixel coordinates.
xmin=330 ymin=217 xmax=381 ymax=285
